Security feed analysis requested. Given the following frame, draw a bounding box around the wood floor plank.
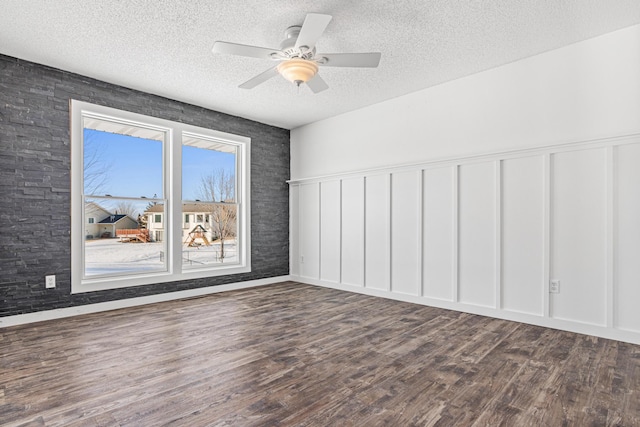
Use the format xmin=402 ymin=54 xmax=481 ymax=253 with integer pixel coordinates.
xmin=2 ymin=281 xmax=639 ymax=426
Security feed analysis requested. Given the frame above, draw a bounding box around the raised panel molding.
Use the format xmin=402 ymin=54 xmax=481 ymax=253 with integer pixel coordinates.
xmin=458 ymin=162 xmax=496 ymax=308
xmin=320 ymin=181 xmax=341 ymax=283
xmin=290 ymin=185 xmax=300 ymax=277
xmin=423 ymin=167 xmax=455 ymax=301
xmin=501 ymin=156 xmax=545 ymax=316
xmin=364 ymin=174 xmax=391 ymax=291
xmin=341 ymin=177 xmax=365 ymax=287
xmin=391 ymin=170 xmax=422 ymax=296
xmin=614 ymin=143 xmax=640 ymax=333
xmin=289 ymin=134 xmax=640 ymax=345
xmin=299 ymin=183 xmax=320 ymax=279
xmin=551 ymin=148 xmax=607 ymax=326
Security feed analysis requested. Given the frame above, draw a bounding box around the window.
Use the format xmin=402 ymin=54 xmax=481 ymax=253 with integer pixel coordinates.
xmin=71 ymin=100 xmax=250 ymax=293
xmin=182 ymin=134 xmax=240 ymax=267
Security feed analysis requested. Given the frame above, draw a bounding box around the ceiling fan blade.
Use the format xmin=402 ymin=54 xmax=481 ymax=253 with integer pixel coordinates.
xmin=318 ymin=52 xmax=381 ymax=68
xmin=212 ymin=41 xmax=281 ymax=60
xmin=295 ymin=13 xmax=332 ymax=50
xmin=306 ymin=74 xmax=329 ymax=94
xmin=239 ymin=66 xmax=279 ymax=89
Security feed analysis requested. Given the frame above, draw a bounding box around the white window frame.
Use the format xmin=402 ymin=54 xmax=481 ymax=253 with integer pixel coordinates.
xmin=70 ymin=100 xmax=251 ymax=293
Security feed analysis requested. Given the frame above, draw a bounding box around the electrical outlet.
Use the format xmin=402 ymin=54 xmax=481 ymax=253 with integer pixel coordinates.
xmin=550 ymin=279 xmax=560 ymax=294
xmin=300 ymin=255 xmax=305 ymax=264
xmin=45 ymin=275 xmax=56 ymax=289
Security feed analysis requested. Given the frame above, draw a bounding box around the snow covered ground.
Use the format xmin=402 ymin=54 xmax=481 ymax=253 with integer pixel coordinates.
xmin=84 ymin=238 xmax=237 ymax=276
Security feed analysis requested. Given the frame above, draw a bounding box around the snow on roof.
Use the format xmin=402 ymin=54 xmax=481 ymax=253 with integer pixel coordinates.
xmin=144 ymin=203 xmax=230 ymax=213
xmin=97 ymin=214 xmax=130 ymax=224
xmin=85 ymin=201 xmax=111 ymax=214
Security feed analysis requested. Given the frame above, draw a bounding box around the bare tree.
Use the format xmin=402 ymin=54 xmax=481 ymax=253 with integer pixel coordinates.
xmin=198 ymin=168 xmax=236 ymax=261
xmin=83 ymin=130 xmax=113 ymax=196
xmin=113 ymin=200 xmax=139 ymax=218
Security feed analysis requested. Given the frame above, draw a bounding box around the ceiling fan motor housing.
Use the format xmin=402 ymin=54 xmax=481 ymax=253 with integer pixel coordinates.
xmin=280 ymin=26 xmax=316 ymax=59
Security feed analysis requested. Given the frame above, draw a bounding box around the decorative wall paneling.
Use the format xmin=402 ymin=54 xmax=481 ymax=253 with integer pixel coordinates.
xmin=422 ymin=167 xmax=456 ymax=301
xmin=320 ymin=180 xmax=341 ymax=283
xmin=364 ymin=174 xmax=391 ymax=291
xmin=391 ymin=171 xmax=422 ymax=296
xmin=614 ymin=144 xmax=640 ymax=333
xmin=299 ymin=183 xmax=320 ymax=280
xmin=289 ymin=134 xmax=640 ymax=344
xmin=341 ymin=177 xmax=365 ymax=287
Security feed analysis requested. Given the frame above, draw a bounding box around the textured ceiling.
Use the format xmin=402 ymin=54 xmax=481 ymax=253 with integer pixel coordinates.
xmin=1 ymin=1 xmax=639 ymax=129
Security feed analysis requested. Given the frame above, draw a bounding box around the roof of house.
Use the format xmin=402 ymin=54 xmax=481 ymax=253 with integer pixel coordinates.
xmin=97 ymin=214 xmax=131 ymax=224
xmin=145 ymin=203 xmax=230 ymax=213
xmin=85 ymin=202 xmax=111 ymax=216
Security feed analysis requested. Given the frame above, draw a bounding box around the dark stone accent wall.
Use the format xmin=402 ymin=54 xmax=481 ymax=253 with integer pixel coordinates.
xmin=0 ymin=55 xmax=290 ymax=317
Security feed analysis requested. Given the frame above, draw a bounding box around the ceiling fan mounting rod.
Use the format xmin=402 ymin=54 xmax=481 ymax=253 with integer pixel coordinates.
xmin=284 ymin=25 xmax=301 ymax=39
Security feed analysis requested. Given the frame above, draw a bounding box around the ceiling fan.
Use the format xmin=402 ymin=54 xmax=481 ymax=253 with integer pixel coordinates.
xmin=212 ymin=13 xmax=381 ymax=93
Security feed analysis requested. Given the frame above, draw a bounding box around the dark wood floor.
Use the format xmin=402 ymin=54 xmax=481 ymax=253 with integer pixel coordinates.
xmin=2 ymin=282 xmax=639 ymax=426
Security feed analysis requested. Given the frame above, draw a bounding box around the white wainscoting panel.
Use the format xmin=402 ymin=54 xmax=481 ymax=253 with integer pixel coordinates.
xmin=290 ymin=185 xmax=300 ymax=277
xmin=423 ymin=166 xmax=455 ymax=301
xmin=364 ymin=174 xmax=390 ymax=291
xmin=501 ymin=156 xmax=545 ymax=316
xmin=299 ymin=183 xmax=320 ymax=279
xmin=391 ymin=170 xmax=422 ymax=295
xmin=341 ymin=177 xmax=365 ymax=287
xmin=615 ymin=143 xmax=640 ymax=333
xmin=551 ymin=148 xmax=607 ymax=326
xmin=458 ymin=161 xmax=497 ymax=308
xmin=320 ymin=180 xmax=341 ymax=283
xmin=289 ymin=134 xmax=640 ymax=345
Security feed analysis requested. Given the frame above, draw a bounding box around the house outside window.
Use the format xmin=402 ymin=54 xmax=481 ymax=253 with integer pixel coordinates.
xmin=70 ymin=100 xmax=251 ymax=293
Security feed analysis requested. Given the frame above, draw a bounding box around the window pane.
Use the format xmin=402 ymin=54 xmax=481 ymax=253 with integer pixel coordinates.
xmin=182 ymin=202 xmax=238 ymax=267
xmin=83 ymin=122 xmax=163 ymax=198
xmin=182 ymin=135 xmax=237 ymax=202
xmin=182 ymin=134 xmax=239 ymax=268
xmin=84 ymin=198 xmax=166 ymax=277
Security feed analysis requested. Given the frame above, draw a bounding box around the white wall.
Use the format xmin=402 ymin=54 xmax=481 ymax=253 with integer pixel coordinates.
xmin=289 ymin=24 xmax=640 ymax=344
xmin=290 ymin=24 xmax=640 ymax=180
xmin=290 ymin=137 xmax=640 ymax=344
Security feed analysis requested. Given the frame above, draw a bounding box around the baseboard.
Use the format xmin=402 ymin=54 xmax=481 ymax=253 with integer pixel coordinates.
xmin=292 ymin=275 xmax=640 ymax=346
xmin=0 ymin=275 xmax=291 ymax=328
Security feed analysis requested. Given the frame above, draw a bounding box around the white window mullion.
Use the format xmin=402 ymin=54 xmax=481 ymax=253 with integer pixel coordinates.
xmin=170 ymin=127 xmax=182 ymax=275
xmin=240 ymin=138 xmax=251 ymax=268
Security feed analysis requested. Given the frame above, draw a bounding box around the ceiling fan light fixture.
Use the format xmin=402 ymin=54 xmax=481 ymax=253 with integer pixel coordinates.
xmin=277 ymin=58 xmax=318 ymax=86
